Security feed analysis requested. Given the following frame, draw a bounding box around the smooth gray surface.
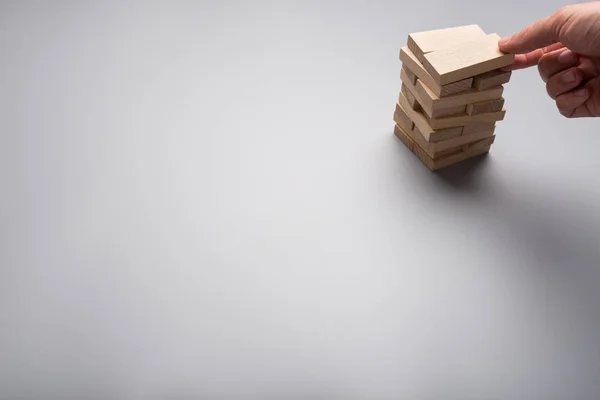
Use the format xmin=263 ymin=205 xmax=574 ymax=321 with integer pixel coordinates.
xmin=1 ymin=1 xmax=600 ymax=399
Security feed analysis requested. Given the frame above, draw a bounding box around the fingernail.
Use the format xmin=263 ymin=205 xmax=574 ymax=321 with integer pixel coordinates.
xmin=558 ymin=49 xmax=576 ymax=64
xmin=562 ymin=71 xmax=576 ymax=83
xmin=574 ymin=87 xmax=588 ymax=97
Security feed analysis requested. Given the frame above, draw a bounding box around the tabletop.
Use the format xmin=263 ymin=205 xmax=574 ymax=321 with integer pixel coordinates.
xmin=1 ymin=1 xmax=600 ymax=399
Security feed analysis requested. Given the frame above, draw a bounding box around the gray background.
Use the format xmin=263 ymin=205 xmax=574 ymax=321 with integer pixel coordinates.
xmin=1 ymin=1 xmax=600 ymax=399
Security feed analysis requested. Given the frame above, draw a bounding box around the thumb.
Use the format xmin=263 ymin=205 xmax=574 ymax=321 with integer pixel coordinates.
xmin=499 ymin=11 xmax=566 ymax=54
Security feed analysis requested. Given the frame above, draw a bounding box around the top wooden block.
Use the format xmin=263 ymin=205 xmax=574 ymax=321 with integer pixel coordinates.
xmin=421 ymin=33 xmax=515 ymax=85
xmin=407 ymin=25 xmax=486 ymax=63
xmin=400 ymin=46 xmax=473 ymax=98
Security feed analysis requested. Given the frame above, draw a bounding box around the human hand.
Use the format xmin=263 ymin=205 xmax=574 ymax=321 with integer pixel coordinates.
xmin=499 ymin=2 xmax=600 ymax=118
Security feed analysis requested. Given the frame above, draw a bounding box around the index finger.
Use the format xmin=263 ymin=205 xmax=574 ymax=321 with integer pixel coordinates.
xmin=499 ymin=12 xmax=563 ymax=54
xmin=502 ymin=42 xmax=565 ymax=71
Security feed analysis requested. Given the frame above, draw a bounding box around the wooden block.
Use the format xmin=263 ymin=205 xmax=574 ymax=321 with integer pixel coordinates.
xmin=434 ymin=144 xmax=492 ymax=170
xmin=435 ymin=146 xmax=468 ymax=160
xmin=401 ymin=73 xmax=468 ymax=117
xmin=401 ymin=84 xmax=420 ymax=110
xmin=394 ymin=123 xmax=492 ymax=171
xmin=467 ymin=97 xmax=505 ymax=115
xmin=414 ymin=75 xmax=504 ymax=113
xmin=401 ymin=68 xmax=503 ymax=117
xmin=397 ymin=95 xmax=462 ymax=143
xmin=462 ymin=121 xmax=496 ymax=136
xmin=396 ymin=101 xmax=495 ymax=156
xmin=395 ymin=105 xmax=459 ymax=159
xmin=403 ymin=66 xmax=418 ymax=85
xmin=406 ymin=124 xmax=451 ymax=159
xmin=400 ymin=47 xmax=473 ymax=97
xmin=468 ymin=135 xmax=496 ymax=153
xmin=427 ymin=107 xmax=506 ymax=129
xmin=407 ymin=25 xmax=486 ymax=63
xmin=432 ymin=104 xmax=467 ymax=118
xmin=394 ymin=112 xmax=438 ymax=159
xmin=422 ymin=33 xmax=515 ymax=85
xmin=434 ymin=79 xmax=474 ymax=99
xmin=394 ymin=123 xmax=418 ymax=156
xmin=393 ymin=102 xmax=414 ymax=133
xmin=473 ymin=69 xmax=511 ymax=90
xmin=416 ymin=124 xmax=495 ymax=153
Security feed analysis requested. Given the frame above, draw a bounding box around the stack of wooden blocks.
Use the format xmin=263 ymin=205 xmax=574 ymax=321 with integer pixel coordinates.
xmin=394 ymin=25 xmax=515 ymax=171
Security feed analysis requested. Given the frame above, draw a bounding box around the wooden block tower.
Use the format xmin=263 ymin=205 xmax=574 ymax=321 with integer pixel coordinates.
xmin=394 ymin=25 xmax=515 ymax=171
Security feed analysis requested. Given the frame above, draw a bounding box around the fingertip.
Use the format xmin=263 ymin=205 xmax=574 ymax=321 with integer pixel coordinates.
xmin=503 ymin=54 xmax=536 ymax=71
xmin=498 ymin=36 xmax=513 ymax=52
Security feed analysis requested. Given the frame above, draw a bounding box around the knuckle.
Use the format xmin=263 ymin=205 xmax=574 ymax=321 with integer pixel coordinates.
xmin=555 ymin=5 xmax=572 ymax=20
xmin=552 ymin=6 xmax=573 ymax=36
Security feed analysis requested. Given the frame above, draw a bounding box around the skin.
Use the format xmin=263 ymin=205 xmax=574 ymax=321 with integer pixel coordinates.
xmin=499 ymin=2 xmax=600 ymax=118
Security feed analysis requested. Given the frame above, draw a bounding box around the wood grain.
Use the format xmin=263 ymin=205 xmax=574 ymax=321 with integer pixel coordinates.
xmin=401 ymin=84 xmax=420 ymax=110
xmin=432 ymin=104 xmax=466 ymax=118
xmin=415 ymin=125 xmax=495 ymax=153
xmin=394 ymin=123 xmax=492 ymax=171
xmin=462 ymin=121 xmax=496 ymax=136
xmin=422 ymin=33 xmax=515 ymax=85
xmin=396 ymin=96 xmax=462 ymax=143
xmin=400 ymin=47 xmax=473 ymax=97
xmin=467 ymin=97 xmax=505 ymax=115
xmin=407 ymin=25 xmax=486 ymax=63
xmin=402 ymin=77 xmax=465 ymax=116
xmin=400 ymin=68 xmax=503 ymax=117
xmin=393 ymin=103 xmax=414 ymax=132
xmin=427 ymin=108 xmax=506 ymax=129
xmin=415 ymin=75 xmax=504 ymax=111
xmin=394 ymin=104 xmax=477 ymax=158
xmin=403 ymin=66 xmax=418 ymax=85
xmin=473 ymin=69 xmax=511 ymax=90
